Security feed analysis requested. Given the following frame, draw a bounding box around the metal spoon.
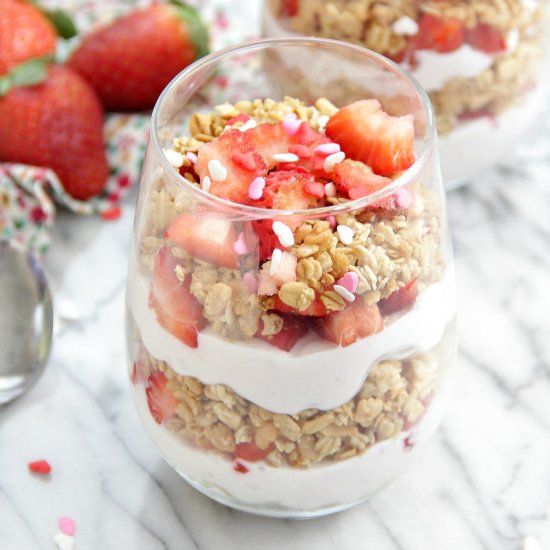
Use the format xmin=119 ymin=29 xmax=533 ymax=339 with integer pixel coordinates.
xmin=0 ymin=240 xmax=53 ymax=404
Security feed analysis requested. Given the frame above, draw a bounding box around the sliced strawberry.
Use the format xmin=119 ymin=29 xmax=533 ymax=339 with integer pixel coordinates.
xmin=379 ymin=278 xmax=419 ymax=316
xmin=263 ymin=170 xmax=316 ymax=210
xmin=295 ymin=121 xmax=329 ymax=148
xmin=165 ymin=212 xmax=239 ymax=269
xmin=149 ymin=247 xmax=206 ymax=348
xmin=314 ymin=299 xmax=383 ymax=347
xmin=272 ymin=293 xmax=327 ymax=317
xmin=245 ymin=122 xmax=294 ymax=170
xmin=415 ymin=14 xmax=464 ymax=53
xmin=145 ymin=371 xmax=179 ymax=424
xmin=333 ymin=159 xmax=392 ymax=200
xmin=465 ymin=24 xmax=507 ymax=54
xmin=256 ymin=314 xmax=309 ymax=352
xmin=326 ymin=100 xmax=415 ymax=177
xmin=235 ymin=442 xmax=274 ymax=462
xmin=194 ymin=129 xmax=267 ymax=203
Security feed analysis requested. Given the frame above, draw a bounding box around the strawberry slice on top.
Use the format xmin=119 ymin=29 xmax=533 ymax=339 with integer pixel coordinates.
xmin=194 ymin=129 xmax=267 ymax=204
xmin=149 ymin=247 xmax=206 ymax=348
xmin=314 ymin=299 xmax=383 ymax=347
xmin=245 ymin=122 xmax=295 ymax=170
xmin=326 ymin=100 xmax=415 ymax=177
xmin=165 ymin=212 xmax=239 ymax=269
xmin=146 ymin=371 xmax=179 ymax=424
xmin=333 ymin=159 xmax=392 ymax=201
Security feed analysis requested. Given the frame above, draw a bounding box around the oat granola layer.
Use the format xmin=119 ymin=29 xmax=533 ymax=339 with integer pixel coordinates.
xmin=265 ymin=0 xmax=547 ymax=134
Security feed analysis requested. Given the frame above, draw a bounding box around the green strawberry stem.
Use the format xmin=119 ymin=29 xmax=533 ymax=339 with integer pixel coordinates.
xmin=27 ymin=1 xmax=78 ymax=39
xmin=0 ymin=56 xmax=52 ymax=97
xmin=168 ymin=0 xmax=210 ymax=59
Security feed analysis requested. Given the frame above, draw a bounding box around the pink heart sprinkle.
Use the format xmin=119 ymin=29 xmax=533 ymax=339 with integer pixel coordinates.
xmin=395 ymin=188 xmax=413 ymax=209
xmin=282 ymin=114 xmax=301 ymax=137
xmin=233 ymin=232 xmax=248 ymax=256
xmin=248 ymin=177 xmax=265 ymax=200
xmin=337 ymin=272 xmax=359 ymax=294
xmin=58 ymin=517 xmax=75 ymax=537
xmin=327 ymin=215 xmax=337 ymax=229
xmin=312 ymin=143 xmax=340 ymax=156
xmin=185 ymin=152 xmax=197 ymax=164
xmin=243 ymin=272 xmax=259 ymax=293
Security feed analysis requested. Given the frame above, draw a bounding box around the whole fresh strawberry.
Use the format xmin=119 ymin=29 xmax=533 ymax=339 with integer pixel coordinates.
xmin=0 ymin=65 xmax=109 ymax=200
xmin=67 ymin=0 xmax=209 ymax=112
xmin=0 ymin=0 xmax=57 ymax=76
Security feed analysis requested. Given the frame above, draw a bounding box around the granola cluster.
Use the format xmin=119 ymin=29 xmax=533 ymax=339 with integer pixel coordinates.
xmin=265 ymin=0 xmax=546 ymax=134
xmin=135 ymin=332 xmax=449 ymax=468
xmin=139 ymin=96 xmax=444 ymax=342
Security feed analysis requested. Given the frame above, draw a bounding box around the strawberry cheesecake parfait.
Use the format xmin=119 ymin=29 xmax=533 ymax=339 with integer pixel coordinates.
xmin=126 ymin=39 xmax=456 ymax=517
xmin=263 ymin=0 xmax=548 ymax=185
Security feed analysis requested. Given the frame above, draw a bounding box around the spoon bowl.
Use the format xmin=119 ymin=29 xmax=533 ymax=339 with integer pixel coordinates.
xmin=0 ymin=240 xmax=53 ymax=404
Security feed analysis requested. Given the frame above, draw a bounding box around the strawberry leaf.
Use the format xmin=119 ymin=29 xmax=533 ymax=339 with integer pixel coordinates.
xmin=169 ymin=0 xmax=210 ymax=59
xmin=0 ymin=56 xmax=52 ymax=97
xmin=43 ymin=9 xmax=78 ymax=39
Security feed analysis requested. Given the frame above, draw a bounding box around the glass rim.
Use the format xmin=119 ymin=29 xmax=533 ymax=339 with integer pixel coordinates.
xmin=151 ymin=37 xmax=437 ymax=219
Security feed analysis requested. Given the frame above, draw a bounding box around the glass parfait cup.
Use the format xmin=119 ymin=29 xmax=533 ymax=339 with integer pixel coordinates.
xmin=262 ymin=0 xmax=548 ymax=186
xmin=126 ymin=38 xmax=456 ymax=518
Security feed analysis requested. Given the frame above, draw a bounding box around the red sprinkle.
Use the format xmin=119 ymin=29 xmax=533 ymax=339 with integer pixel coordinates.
xmin=232 ymin=151 xmax=257 ymax=171
xmin=404 ymin=436 xmax=414 ymax=451
xmin=233 ymin=461 xmax=249 ymax=474
xmin=28 ymin=460 xmax=51 ymax=475
xmin=288 ymin=144 xmax=311 ymax=159
xmin=227 ymin=113 xmax=250 ymax=126
xmin=305 ymin=181 xmax=326 ymax=198
xmin=101 ymin=206 xmax=122 ymax=221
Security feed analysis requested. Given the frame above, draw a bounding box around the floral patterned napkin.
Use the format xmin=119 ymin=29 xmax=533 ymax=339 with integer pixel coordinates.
xmin=0 ymin=0 xmax=258 ymax=256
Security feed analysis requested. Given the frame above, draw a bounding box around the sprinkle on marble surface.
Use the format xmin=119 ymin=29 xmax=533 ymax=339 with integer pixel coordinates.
xmin=208 ymin=160 xmax=227 ymax=182
xmin=324 ymin=151 xmax=345 ymax=173
xmin=54 ymin=532 xmax=75 ymax=550
xmin=58 ymin=517 xmax=76 ymax=537
xmin=248 ymin=176 xmax=265 ymax=200
xmin=28 ymin=460 xmax=51 ymax=475
xmin=269 ymin=248 xmax=282 ymax=276
xmin=163 ymin=149 xmax=184 ymax=168
xmin=273 ymin=153 xmax=299 ymax=163
xmin=100 ymin=206 xmax=122 ymax=221
xmin=201 ymin=176 xmax=211 ymax=193
xmin=334 ymin=284 xmax=356 ymax=302
xmin=57 ymin=300 xmax=81 ymax=322
xmin=272 ymin=221 xmax=295 ymax=248
xmin=233 ymin=232 xmax=248 ymax=256
xmin=337 ymin=224 xmax=354 ymax=245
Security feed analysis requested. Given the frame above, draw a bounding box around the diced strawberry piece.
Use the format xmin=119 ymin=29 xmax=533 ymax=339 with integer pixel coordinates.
xmin=326 ymin=100 xmax=415 ymax=176
xmin=465 ymin=24 xmax=507 ymax=54
xmin=245 ymin=122 xmax=294 ymax=170
xmin=28 ymin=460 xmax=52 ymax=475
xmin=251 ymin=219 xmax=280 ymax=261
xmin=415 ymin=14 xmax=464 ymax=53
xmin=145 ymin=371 xmax=179 ymax=424
xmin=379 ymin=278 xmax=419 ymax=315
xmin=273 ymin=293 xmax=327 ymax=317
xmin=264 ymin=170 xmax=314 ymax=210
xmin=296 ymin=121 xmax=328 ymax=147
xmin=226 ymin=113 xmax=250 ymax=126
xmin=314 ymin=299 xmax=383 ymax=347
xmin=165 ymin=212 xmax=239 ymax=269
xmin=283 ymin=0 xmax=299 ymax=17
xmin=333 ymin=159 xmax=392 ymax=201
xmin=305 ymin=180 xmax=326 ymax=198
xmin=149 ymin=247 xmax=206 ymax=348
xmin=288 ymin=144 xmax=311 ymax=158
xmin=256 ymin=314 xmax=309 ymax=351
xmin=233 ymin=461 xmax=249 ymax=473
xmin=194 ymin=129 xmax=267 ymax=203
xmin=232 ymin=150 xmax=264 ymax=172
xmin=235 ymin=442 xmax=274 ymax=462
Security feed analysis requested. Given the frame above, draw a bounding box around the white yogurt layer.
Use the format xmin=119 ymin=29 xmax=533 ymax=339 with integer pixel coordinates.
xmin=128 ymin=268 xmax=455 ymax=414
xmin=440 ymin=86 xmax=545 ymax=185
xmin=133 ymin=386 xmax=446 ymax=514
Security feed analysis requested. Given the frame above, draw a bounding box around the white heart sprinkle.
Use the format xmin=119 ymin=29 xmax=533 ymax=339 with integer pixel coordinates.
xmin=208 ymin=160 xmax=227 ymax=182
xmin=239 ymin=119 xmax=258 ymax=132
xmin=337 ymin=224 xmax=354 ymax=245
xmin=333 ymin=284 xmax=356 ymax=302
xmin=272 ymin=153 xmax=299 ymax=163
xmin=324 ymin=182 xmax=336 ymax=198
xmin=269 ymin=248 xmax=283 ymax=276
xmin=324 ymin=151 xmax=345 ymax=173
xmin=392 ymin=15 xmax=419 ymax=36
xmin=317 ymin=115 xmax=329 ymax=131
xmin=202 ymin=176 xmax=211 ymax=193
xmin=163 ymin=149 xmax=184 ymax=168
xmin=272 ymin=221 xmax=295 ymax=248
xmin=54 ymin=533 xmax=75 ymax=550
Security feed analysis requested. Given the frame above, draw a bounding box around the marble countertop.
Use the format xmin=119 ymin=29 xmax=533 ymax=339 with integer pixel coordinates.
xmin=2 ymin=5 xmax=550 ymax=550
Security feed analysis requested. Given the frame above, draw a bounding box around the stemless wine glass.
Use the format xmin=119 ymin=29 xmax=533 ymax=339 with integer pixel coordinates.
xmin=126 ymin=38 xmax=456 ymax=518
